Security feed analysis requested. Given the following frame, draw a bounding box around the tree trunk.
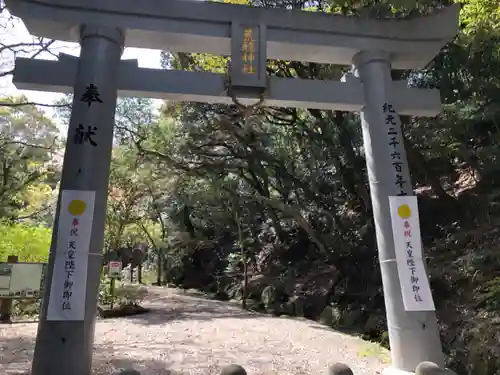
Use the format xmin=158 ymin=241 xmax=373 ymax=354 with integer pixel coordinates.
xmin=235 ymin=210 xmax=248 ymax=310
xmin=156 ymin=248 xmax=162 ymax=285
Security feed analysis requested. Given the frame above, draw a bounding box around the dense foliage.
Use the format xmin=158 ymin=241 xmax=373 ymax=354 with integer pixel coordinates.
xmin=1 ymin=0 xmax=499 ymax=374
xmin=0 ymin=221 xmax=51 ymax=262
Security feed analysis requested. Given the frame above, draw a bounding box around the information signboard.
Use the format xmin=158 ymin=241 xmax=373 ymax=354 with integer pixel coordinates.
xmin=108 ymin=261 xmax=122 ymax=278
xmin=0 ymin=262 xmax=47 ymax=299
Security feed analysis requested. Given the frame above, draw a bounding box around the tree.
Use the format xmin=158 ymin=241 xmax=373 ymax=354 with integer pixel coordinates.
xmin=106 ymin=145 xmax=148 ymax=250
xmin=0 ymin=96 xmax=60 ymax=220
xmin=0 ymin=5 xmax=72 ymax=109
xmin=0 ymin=220 xmax=51 ymax=262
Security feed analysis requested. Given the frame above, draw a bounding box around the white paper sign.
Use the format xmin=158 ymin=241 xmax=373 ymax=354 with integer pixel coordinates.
xmin=47 ymin=190 xmax=95 ymax=321
xmin=108 ymin=261 xmax=122 ymax=278
xmin=389 ymin=196 xmax=435 ymax=311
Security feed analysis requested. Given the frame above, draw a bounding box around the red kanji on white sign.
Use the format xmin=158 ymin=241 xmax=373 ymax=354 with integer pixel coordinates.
xmin=108 ymin=261 xmax=122 ymax=278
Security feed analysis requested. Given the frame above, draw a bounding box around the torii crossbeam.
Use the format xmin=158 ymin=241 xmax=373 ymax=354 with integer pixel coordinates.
xmin=13 ymin=54 xmax=441 ymax=116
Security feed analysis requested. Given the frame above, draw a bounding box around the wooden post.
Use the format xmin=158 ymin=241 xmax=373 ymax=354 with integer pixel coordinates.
xmin=234 ymin=210 xmax=248 ymax=310
xmin=138 ymin=263 xmax=143 ymax=284
xmin=0 ymin=255 xmax=18 ymax=323
xmin=156 ymin=248 xmax=162 ymax=286
xmin=109 ymin=278 xmax=116 ymax=310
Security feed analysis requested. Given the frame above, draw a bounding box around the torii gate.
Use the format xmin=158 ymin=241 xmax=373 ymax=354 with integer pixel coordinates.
xmin=6 ymin=1 xmax=459 ymax=375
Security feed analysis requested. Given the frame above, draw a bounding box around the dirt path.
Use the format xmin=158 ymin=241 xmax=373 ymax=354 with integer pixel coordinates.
xmin=0 ymin=287 xmax=388 ymax=375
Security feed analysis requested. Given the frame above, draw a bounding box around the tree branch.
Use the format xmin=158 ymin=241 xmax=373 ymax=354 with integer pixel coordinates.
xmin=0 ymin=101 xmax=71 ymax=108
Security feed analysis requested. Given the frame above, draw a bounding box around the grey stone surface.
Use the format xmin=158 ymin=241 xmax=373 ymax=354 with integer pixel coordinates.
xmin=329 ymin=363 xmax=355 ymax=375
xmin=117 ymin=370 xmax=142 ymax=375
xmin=415 ymin=361 xmax=443 ymax=375
xmin=221 ymin=364 xmax=247 ymax=375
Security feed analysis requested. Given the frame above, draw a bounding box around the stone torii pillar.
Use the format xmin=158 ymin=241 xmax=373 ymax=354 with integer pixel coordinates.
xmin=30 ymin=24 xmax=124 ymax=375
xmin=353 ymin=50 xmax=443 ymax=373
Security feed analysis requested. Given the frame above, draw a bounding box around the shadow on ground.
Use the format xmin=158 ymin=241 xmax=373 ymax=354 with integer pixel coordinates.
xmin=0 ymin=334 xmax=196 ymax=375
xmin=120 ymin=289 xmax=369 ymax=340
xmin=128 ymin=294 xmax=260 ymax=325
xmin=0 ymin=288 xmax=386 ymax=375
xmin=307 ymin=324 xmax=367 ymax=337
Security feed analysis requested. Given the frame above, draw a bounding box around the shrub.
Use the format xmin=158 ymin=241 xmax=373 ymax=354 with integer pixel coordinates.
xmin=0 ymin=221 xmax=51 ymax=262
xmin=98 ymin=275 xmax=149 ymax=308
xmin=114 ymin=284 xmax=149 ymax=306
xmin=11 ymin=299 xmax=40 ymax=319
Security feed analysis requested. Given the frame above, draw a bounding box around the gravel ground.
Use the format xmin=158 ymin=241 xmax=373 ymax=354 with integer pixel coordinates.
xmin=0 ymin=287 xmax=388 ymax=375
